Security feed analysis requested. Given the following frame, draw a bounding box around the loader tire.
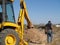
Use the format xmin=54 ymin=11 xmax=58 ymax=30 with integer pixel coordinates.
xmin=0 ymin=29 xmax=20 ymax=45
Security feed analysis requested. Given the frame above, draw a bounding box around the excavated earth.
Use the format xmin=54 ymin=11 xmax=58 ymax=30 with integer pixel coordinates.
xmin=24 ymin=26 xmax=60 ymax=45
xmin=24 ymin=28 xmax=47 ymax=45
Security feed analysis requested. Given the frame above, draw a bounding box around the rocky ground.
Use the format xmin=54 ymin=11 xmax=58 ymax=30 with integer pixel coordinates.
xmin=24 ymin=25 xmax=60 ymax=45
xmin=47 ymin=26 xmax=60 ymax=45
xmin=24 ymin=28 xmax=47 ymax=45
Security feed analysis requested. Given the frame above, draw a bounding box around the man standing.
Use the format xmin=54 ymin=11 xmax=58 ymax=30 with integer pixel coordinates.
xmin=45 ymin=21 xmax=53 ymax=43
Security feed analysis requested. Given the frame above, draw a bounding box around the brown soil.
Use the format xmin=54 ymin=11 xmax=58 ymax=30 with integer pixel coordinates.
xmin=24 ymin=28 xmax=47 ymax=45
xmin=24 ymin=26 xmax=60 ymax=45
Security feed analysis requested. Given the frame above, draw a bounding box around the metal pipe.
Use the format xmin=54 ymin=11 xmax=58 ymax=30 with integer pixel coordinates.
xmin=2 ymin=0 xmax=6 ymax=21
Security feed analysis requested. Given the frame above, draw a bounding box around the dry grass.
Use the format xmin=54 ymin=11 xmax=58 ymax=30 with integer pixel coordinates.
xmin=47 ymin=25 xmax=60 ymax=45
xmin=24 ymin=25 xmax=60 ymax=45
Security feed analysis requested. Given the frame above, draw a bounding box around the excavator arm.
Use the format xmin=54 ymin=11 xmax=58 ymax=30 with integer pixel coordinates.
xmin=18 ymin=0 xmax=34 ymax=29
xmin=17 ymin=0 xmax=34 ymax=45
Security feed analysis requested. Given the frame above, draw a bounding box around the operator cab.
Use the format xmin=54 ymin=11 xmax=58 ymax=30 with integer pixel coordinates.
xmin=0 ymin=0 xmax=15 ymax=23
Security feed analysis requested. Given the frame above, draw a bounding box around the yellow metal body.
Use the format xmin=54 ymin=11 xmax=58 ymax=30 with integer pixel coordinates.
xmin=5 ymin=34 xmax=16 ymax=45
xmin=18 ymin=0 xmax=34 ymax=28
xmin=17 ymin=0 xmax=34 ymax=44
xmin=0 ymin=22 xmax=28 ymax=45
xmin=0 ymin=0 xmax=33 ymax=45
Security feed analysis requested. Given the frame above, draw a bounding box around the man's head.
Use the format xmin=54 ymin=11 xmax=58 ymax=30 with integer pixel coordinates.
xmin=48 ymin=21 xmax=52 ymax=24
xmin=48 ymin=21 xmax=51 ymax=23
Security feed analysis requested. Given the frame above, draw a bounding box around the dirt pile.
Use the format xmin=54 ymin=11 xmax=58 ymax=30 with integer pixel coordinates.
xmin=24 ymin=28 xmax=47 ymax=45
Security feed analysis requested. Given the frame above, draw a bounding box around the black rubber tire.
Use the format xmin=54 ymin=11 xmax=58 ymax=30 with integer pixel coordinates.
xmin=0 ymin=29 xmax=20 ymax=45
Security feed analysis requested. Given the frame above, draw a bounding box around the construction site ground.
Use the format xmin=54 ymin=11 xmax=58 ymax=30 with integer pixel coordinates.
xmin=24 ymin=25 xmax=60 ymax=45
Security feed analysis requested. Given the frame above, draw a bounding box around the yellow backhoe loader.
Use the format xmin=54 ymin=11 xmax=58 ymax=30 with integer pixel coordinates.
xmin=0 ymin=0 xmax=33 ymax=45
